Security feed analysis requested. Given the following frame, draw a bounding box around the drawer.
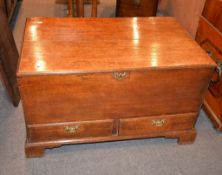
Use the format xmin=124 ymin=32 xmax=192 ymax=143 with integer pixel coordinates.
xmin=27 ymin=119 xmax=115 ymax=142
xmin=119 ymin=113 xmax=197 ymax=136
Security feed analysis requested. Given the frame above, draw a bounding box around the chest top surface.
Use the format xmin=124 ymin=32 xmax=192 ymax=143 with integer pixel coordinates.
xmin=17 ymin=17 xmax=215 ymax=76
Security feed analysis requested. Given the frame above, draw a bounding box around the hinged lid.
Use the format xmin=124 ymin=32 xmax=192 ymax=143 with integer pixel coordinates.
xmin=17 ymin=17 xmax=215 ymax=76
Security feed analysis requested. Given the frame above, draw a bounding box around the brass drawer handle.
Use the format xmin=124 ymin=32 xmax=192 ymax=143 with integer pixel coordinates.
xmin=152 ymin=119 xmax=166 ymax=127
xmin=64 ymin=125 xmax=80 ymax=133
xmin=113 ymin=72 xmax=129 ymax=80
xmin=211 ymin=60 xmax=222 ymax=85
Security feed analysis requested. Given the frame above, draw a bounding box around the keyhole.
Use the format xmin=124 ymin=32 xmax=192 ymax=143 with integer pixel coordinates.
xmin=206 ymin=50 xmax=212 ymax=57
xmin=133 ymin=0 xmax=141 ymax=7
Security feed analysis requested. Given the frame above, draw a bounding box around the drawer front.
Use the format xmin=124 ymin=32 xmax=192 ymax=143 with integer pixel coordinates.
xmin=19 ymin=68 xmax=212 ymax=124
xmin=119 ymin=113 xmax=197 ymax=136
xmin=27 ymin=119 xmax=115 ymax=142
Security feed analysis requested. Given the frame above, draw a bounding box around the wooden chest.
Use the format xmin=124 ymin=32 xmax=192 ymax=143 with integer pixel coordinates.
xmin=17 ymin=17 xmax=215 ymax=157
xmin=196 ymin=0 xmax=222 ymax=130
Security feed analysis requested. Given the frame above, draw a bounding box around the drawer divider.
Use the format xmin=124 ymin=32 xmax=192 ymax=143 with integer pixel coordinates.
xmin=112 ymin=119 xmax=120 ymax=136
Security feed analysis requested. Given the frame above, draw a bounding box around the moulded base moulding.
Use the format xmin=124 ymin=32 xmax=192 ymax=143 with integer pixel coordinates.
xmin=25 ymin=129 xmax=196 ymax=158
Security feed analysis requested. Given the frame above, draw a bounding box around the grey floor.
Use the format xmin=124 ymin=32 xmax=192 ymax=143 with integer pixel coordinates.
xmin=0 ymin=0 xmax=222 ymax=175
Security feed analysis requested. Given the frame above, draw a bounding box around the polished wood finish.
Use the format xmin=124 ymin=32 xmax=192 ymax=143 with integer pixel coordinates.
xmin=0 ymin=3 xmax=20 ymax=106
xmin=196 ymin=0 xmax=222 ymax=130
xmin=19 ymin=69 xmax=212 ymax=125
xmin=17 ymin=17 xmax=215 ymax=157
xmin=165 ymin=129 xmax=197 ymax=145
xmin=27 ymin=120 xmax=115 ymax=142
xmin=18 ymin=17 xmax=214 ymax=75
xmin=119 ymin=113 xmax=197 ymax=136
xmin=67 ymin=0 xmax=97 ymax=17
xmin=202 ymin=0 xmax=222 ymax=32
xmin=25 ymin=128 xmax=197 ymax=158
xmin=116 ymin=0 xmax=158 ymax=17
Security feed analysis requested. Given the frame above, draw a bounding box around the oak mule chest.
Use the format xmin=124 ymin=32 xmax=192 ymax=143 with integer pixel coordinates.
xmin=17 ymin=17 xmax=215 ymax=157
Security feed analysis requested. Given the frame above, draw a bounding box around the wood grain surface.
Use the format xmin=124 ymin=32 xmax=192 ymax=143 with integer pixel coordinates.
xmin=18 ymin=17 xmax=215 ymax=157
xmin=196 ymin=0 xmax=222 ymax=130
xmin=17 ymin=17 xmax=215 ymax=76
xmin=202 ymin=0 xmax=222 ymax=33
xmin=119 ymin=113 xmax=197 ymax=136
xmin=0 ymin=3 xmax=20 ymax=106
xmin=19 ymin=68 xmax=213 ymax=124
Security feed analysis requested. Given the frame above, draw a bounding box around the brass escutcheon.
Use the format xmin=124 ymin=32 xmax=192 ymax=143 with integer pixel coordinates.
xmin=112 ymin=72 xmax=129 ymax=80
xmin=133 ymin=0 xmax=141 ymax=7
xmin=151 ymin=119 xmax=166 ymax=127
xmin=64 ymin=125 xmax=80 ymax=133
